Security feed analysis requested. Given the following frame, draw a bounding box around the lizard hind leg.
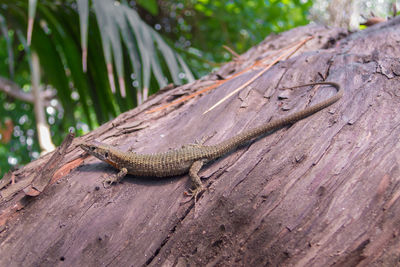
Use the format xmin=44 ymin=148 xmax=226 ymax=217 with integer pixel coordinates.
xmin=185 ymin=160 xmax=206 ymax=203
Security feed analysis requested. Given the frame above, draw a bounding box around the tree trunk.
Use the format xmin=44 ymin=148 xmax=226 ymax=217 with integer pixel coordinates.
xmin=1 ymin=18 xmax=400 ymax=266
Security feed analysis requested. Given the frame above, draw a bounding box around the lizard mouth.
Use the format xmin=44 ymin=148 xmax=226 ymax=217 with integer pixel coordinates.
xmin=105 ymin=159 xmax=118 ymax=169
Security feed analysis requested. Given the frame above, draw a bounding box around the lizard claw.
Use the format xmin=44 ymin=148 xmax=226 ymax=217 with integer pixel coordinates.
xmin=184 ymin=186 xmax=205 ymax=203
xmin=102 ymin=176 xmax=118 ymax=188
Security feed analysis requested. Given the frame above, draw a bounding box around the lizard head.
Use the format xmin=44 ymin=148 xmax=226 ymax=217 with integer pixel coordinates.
xmin=79 ymin=140 xmax=119 ymax=169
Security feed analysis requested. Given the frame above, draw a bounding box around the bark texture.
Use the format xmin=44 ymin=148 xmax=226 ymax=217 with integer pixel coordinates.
xmin=1 ymin=18 xmax=400 ymax=267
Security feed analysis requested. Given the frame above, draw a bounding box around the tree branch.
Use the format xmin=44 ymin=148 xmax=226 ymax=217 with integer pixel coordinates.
xmin=0 ymin=76 xmax=55 ymax=106
xmin=31 ymin=52 xmax=55 ymax=153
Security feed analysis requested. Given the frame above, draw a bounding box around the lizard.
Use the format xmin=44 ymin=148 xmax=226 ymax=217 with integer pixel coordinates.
xmin=79 ymin=81 xmax=343 ymax=200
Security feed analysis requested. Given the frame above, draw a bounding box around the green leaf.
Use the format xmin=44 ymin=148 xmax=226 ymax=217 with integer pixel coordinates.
xmin=136 ymin=0 xmax=159 ymax=16
xmin=77 ymin=0 xmax=89 ymax=72
xmin=177 ymin=54 xmax=195 ymax=83
xmin=153 ymin=32 xmax=181 ymax=85
xmin=27 ymin=16 xmax=76 ymax=127
xmin=124 ymin=7 xmax=151 ymax=90
xmin=39 ymin=4 xmax=94 ymax=129
xmin=105 ymin=2 xmax=126 ymax=97
xmin=0 ymin=14 xmax=14 ymax=78
xmin=122 ymin=7 xmax=143 ymax=88
xmin=93 ymin=0 xmax=116 ymax=94
xmin=85 ymin=13 xmax=119 ymax=121
xmin=27 ymin=0 xmax=37 ymax=45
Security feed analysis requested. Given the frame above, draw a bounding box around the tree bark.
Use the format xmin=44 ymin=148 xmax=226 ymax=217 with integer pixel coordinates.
xmin=1 ymin=18 xmax=400 ymax=267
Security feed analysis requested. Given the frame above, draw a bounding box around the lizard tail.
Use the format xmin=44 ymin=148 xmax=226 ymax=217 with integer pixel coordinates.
xmin=210 ymin=82 xmax=343 ymax=158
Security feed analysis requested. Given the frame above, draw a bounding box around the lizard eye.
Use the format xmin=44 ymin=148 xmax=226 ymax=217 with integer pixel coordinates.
xmin=104 ymin=152 xmax=109 ymax=158
xmin=90 ymin=146 xmax=96 ymax=151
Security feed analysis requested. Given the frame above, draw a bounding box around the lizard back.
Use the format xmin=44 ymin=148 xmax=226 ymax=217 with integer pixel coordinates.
xmin=106 ymin=145 xmax=220 ymax=177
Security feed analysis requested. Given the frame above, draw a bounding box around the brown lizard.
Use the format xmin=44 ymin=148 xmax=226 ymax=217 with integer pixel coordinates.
xmin=80 ymin=82 xmax=343 ymax=200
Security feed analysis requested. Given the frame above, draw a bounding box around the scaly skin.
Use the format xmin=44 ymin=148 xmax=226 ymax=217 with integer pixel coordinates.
xmin=80 ymin=82 xmax=343 ymax=199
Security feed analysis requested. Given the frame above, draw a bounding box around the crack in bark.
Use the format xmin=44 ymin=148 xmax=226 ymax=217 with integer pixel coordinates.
xmin=144 ymin=202 xmax=194 ymax=266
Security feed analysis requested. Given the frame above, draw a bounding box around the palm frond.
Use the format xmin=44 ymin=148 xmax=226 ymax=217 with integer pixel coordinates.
xmin=0 ymin=0 xmax=194 ymax=128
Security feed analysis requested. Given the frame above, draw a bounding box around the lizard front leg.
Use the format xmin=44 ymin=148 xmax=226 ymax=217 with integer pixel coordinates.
xmin=103 ymin=168 xmax=128 ymax=188
xmin=185 ymin=160 xmax=205 ymax=202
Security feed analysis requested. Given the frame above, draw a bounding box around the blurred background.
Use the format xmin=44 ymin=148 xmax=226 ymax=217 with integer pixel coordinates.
xmin=0 ymin=0 xmax=397 ymax=178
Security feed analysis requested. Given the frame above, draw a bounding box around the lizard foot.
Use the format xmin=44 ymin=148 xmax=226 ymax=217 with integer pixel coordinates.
xmin=102 ymin=176 xmax=118 ymax=188
xmin=184 ymin=186 xmax=205 ymax=203
xmin=102 ymin=168 xmax=128 ymax=188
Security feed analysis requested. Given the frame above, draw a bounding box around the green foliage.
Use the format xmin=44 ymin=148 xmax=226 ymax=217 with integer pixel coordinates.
xmin=136 ymin=0 xmax=159 ymax=15
xmin=0 ymin=0 xmax=193 ymax=177
xmin=0 ymin=34 xmax=40 ymax=174
xmin=154 ymin=0 xmax=313 ymax=76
